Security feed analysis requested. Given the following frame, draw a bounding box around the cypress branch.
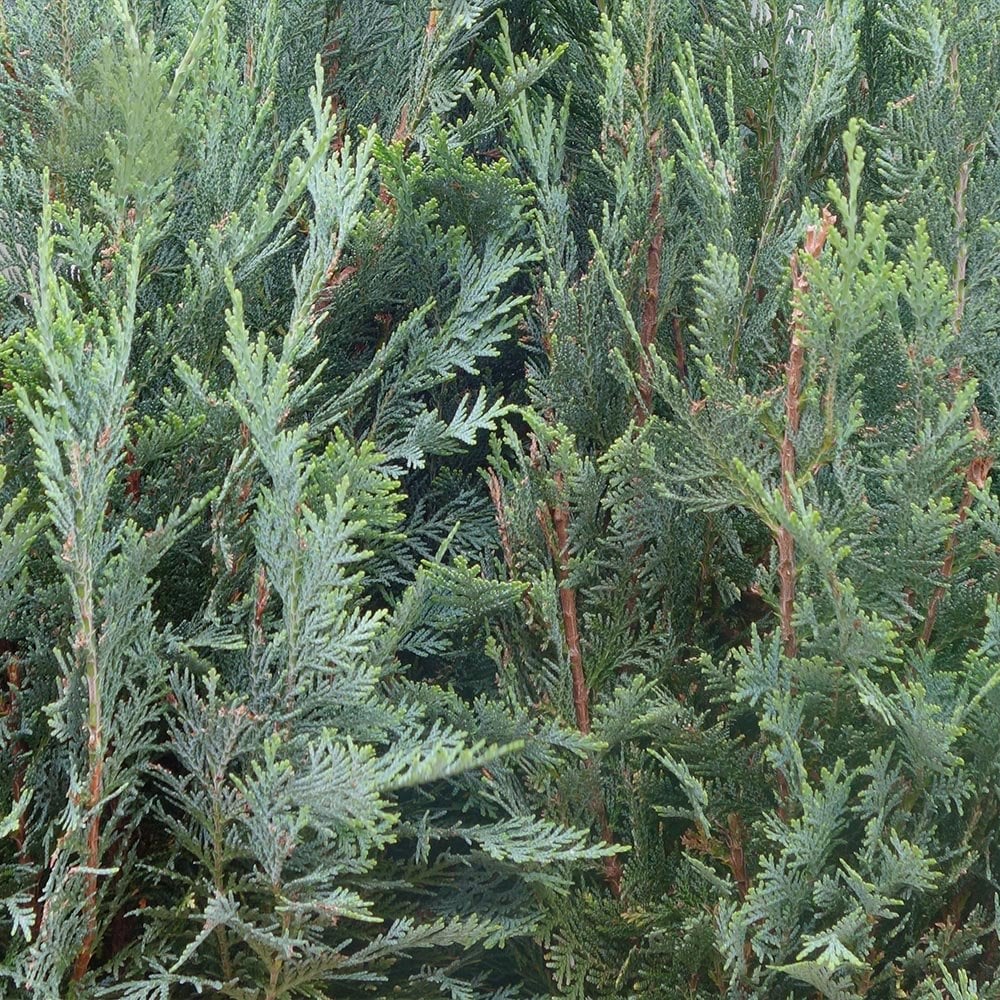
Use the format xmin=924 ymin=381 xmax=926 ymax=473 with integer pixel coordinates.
xmin=777 ymin=208 xmax=834 ymax=659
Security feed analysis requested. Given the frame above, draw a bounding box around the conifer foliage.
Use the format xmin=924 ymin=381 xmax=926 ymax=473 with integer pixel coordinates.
xmin=3 ymin=1 xmax=1000 ymax=998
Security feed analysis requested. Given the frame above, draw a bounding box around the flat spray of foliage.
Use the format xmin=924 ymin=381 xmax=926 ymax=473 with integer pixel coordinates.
xmin=2 ymin=1 xmax=1000 ymax=998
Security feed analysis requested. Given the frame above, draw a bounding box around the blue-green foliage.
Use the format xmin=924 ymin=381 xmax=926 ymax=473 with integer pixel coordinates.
xmin=4 ymin=1 xmax=1000 ymax=998
xmin=0 ymin=2 xmax=605 ymax=997
xmin=486 ymin=1 xmax=1000 ymax=997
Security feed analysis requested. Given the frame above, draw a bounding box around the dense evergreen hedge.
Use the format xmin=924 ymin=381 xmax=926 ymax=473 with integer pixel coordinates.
xmin=3 ymin=2 xmax=1000 ymax=997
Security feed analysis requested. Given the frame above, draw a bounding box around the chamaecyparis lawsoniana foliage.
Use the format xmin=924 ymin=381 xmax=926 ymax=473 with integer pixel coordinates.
xmin=3 ymin=0 xmax=1000 ymax=998
xmin=488 ymin=1 xmax=1000 ymax=997
xmin=0 ymin=2 xmax=606 ymax=997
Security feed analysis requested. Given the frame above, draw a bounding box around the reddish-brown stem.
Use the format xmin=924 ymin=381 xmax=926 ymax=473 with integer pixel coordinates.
xmin=537 ymin=473 xmax=621 ymax=896
xmin=487 ymin=469 xmax=516 ymax=575
xmin=922 ymin=53 xmax=987 ymax=644
xmin=672 ymin=314 xmax=687 ymax=383
xmin=923 ymin=405 xmax=992 ymax=644
xmin=552 ymin=506 xmax=591 ymax=735
xmin=725 ymin=813 xmax=750 ymax=900
xmin=72 ymin=655 xmax=105 ymax=982
xmin=680 ymin=814 xmax=749 ymax=901
xmin=946 ymin=46 xmax=972 ymax=338
xmin=65 ymin=523 xmax=104 ymax=983
xmin=636 ymin=185 xmax=664 ymax=425
xmin=541 ymin=476 xmax=591 ymax=735
xmin=392 ymin=104 xmax=411 ymax=145
xmin=923 ymin=511 xmax=961 ymax=646
xmin=387 ymin=5 xmax=441 ymax=146
xmin=72 ymin=761 xmax=103 ymax=981
xmin=124 ymin=448 xmax=141 ymax=503
xmin=1 ymin=651 xmax=29 ymax=860
xmin=309 ymin=252 xmax=357 ymax=324
xmin=777 ymin=209 xmax=835 ymax=659
xmin=625 ymin=168 xmax=668 ymax=622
